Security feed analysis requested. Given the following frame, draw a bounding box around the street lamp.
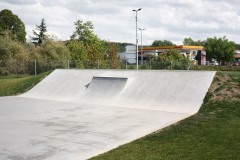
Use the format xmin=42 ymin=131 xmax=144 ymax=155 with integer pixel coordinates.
xmin=139 ymin=28 xmax=145 ymax=65
xmin=132 ymin=8 xmax=141 ymax=70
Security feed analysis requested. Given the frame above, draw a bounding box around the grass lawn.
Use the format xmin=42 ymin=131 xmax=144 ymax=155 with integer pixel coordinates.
xmin=91 ymin=72 xmax=240 ymax=160
xmin=0 ymin=71 xmax=50 ymax=96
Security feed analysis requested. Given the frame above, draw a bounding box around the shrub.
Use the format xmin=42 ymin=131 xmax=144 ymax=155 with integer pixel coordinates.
xmin=0 ymin=36 xmax=30 ymax=75
xmin=151 ymin=49 xmax=192 ymax=70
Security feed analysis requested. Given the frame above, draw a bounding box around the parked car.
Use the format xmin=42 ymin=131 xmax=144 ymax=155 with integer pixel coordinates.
xmin=206 ymin=60 xmax=219 ymax=66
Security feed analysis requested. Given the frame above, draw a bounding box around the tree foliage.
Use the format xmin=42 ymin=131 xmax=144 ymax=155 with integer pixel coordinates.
xmin=152 ymin=49 xmax=191 ymax=70
xmin=235 ymin=44 xmax=240 ymax=50
xmin=152 ymin=40 xmax=175 ymax=47
xmin=31 ymin=18 xmax=47 ymax=44
xmin=0 ymin=33 xmax=71 ymax=75
xmin=183 ymin=37 xmax=205 ymax=46
xmin=38 ymin=39 xmax=70 ymax=60
xmin=0 ymin=9 xmax=26 ymax=43
xmin=0 ymin=34 xmax=29 ymax=75
xmin=67 ymin=41 xmax=87 ymax=68
xmin=27 ymin=38 xmax=71 ymax=73
xmin=205 ymin=37 xmax=235 ymax=63
xmin=106 ymin=42 xmax=121 ymax=69
xmin=71 ymin=20 xmax=95 ymax=43
xmin=68 ymin=19 xmax=116 ymax=69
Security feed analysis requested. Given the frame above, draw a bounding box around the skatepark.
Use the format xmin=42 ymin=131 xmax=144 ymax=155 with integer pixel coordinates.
xmin=0 ymin=69 xmax=215 ymax=160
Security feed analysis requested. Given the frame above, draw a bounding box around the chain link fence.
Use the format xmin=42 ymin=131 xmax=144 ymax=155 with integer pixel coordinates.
xmin=0 ymin=59 xmax=68 ymax=76
xmin=0 ymin=59 xmax=193 ymax=76
xmin=2 ymin=58 xmax=233 ymax=76
xmin=124 ymin=58 xmax=192 ymax=70
xmin=0 ymin=59 xmax=126 ymax=76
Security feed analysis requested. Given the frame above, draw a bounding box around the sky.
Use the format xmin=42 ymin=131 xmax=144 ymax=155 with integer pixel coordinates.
xmin=0 ymin=0 xmax=240 ymax=45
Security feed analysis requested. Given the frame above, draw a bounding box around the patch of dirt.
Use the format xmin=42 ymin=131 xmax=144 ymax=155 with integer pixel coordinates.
xmin=208 ymin=72 xmax=240 ymax=102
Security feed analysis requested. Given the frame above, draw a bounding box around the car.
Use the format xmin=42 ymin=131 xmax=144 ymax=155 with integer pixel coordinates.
xmin=206 ymin=61 xmax=219 ymax=66
xmin=232 ymin=61 xmax=240 ymax=66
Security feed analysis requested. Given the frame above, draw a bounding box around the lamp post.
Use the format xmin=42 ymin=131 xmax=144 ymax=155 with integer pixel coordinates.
xmin=139 ymin=28 xmax=145 ymax=65
xmin=132 ymin=8 xmax=141 ymax=70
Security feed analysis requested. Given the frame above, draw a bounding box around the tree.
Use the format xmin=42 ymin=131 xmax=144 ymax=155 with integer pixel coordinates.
xmin=183 ymin=37 xmax=195 ymax=45
xmin=71 ymin=20 xmax=95 ymax=43
xmin=106 ymin=42 xmax=121 ymax=69
xmin=235 ymin=44 xmax=240 ymax=50
xmin=152 ymin=40 xmax=175 ymax=47
xmin=31 ymin=18 xmax=47 ymax=44
xmin=69 ymin=19 xmax=106 ymax=68
xmin=0 ymin=34 xmax=30 ymax=75
xmin=67 ymin=41 xmax=88 ymax=68
xmin=183 ymin=37 xmax=205 ymax=46
xmin=40 ymin=39 xmax=70 ymax=60
xmin=152 ymin=49 xmax=191 ymax=70
xmin=0 ymin=9 xmax=26 ymax=43
xmin=29 ymin=38 xmax=71 ymax=73
xmin=205 ymin=36 xmax=235 ymax=64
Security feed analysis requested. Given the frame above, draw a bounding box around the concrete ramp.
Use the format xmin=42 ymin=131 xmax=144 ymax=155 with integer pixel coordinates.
xmin=21 ymin=69 xmax=215 ymax=114
xmin=84 ymin=77 xmax=127 ymax=101
xmin=0 ymin=69 xmax=215 ymax=160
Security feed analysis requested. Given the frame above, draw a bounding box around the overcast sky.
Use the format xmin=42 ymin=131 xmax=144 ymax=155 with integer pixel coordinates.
xmin=0 ymin=0 xmax=240 ymax=45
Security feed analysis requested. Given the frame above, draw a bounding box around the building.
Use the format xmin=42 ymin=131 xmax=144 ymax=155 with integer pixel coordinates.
xmin=119 ymin=45 xmax=136 ymax=64
xmin=120 ymin=45 xmax=206 ymax=65
xmin=235 ymin=50 xmax=240 ymax=61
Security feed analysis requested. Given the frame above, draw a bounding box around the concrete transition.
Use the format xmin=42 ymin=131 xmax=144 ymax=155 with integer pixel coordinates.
xmin=0 ymin=69 xmax=215 ymax=160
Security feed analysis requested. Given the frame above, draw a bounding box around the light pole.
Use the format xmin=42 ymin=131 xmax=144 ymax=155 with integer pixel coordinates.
xmin=139 ymin=28 xmax=145 ymax=65
xmin=132 ymin=8 xmax=141 ymax=70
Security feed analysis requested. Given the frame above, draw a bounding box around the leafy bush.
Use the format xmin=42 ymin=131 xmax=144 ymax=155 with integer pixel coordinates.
xmin=0 ymin=36 xmax=30 ymax=75
xmin=32 ymin=39 xmax=70 ymax=73
xmin=0 ymin=36 xmax=71 ymax=76
xmin=140 ymin=64 xmax=150 ymax=70
xmin=151 ymin=49 xmax=192 ymax=70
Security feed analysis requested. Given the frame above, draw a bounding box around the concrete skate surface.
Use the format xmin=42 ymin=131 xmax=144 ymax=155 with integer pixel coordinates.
xmin=0 ymin=69 xmax=215 ymax=160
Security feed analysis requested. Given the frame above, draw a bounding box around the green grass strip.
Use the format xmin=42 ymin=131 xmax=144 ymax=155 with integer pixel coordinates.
xmin=0 ymin=71 xmax=51 ymax=96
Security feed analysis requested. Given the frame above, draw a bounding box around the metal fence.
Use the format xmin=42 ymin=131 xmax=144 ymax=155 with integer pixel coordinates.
xmin=0 ymin=59 xmax=199 ymax=76
xmin=0 ymin=59 xmax=126 ymax=76
xmin=124 ymin=58 xmax=192 ymax=70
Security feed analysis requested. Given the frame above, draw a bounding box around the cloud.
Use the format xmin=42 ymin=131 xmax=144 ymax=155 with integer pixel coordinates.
xmin=0 ymin=0 xmax=38 ymax=5
xmin=0 ymin=0 xmax=240 ymax=45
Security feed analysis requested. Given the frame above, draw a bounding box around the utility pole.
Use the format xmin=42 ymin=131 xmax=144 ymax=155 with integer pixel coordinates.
xmin=139 ymin=28 xmax=145 ymax=65
xmin=132 ymin=8 xmax=142 ymax=69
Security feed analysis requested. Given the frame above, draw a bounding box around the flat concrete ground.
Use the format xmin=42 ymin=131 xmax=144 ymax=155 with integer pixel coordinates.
xmin=0 ymin=96 xmax=189 ymax=160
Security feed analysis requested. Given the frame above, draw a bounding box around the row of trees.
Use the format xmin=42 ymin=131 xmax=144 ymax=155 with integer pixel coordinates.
xmin=0 ymin=9 xmax=123 ymax=75
xmin=151 ymin=37 xmax=237 ymax=64
xmin=0 ymin=9 xmax=238 ymax=75
xmin=183 ymin=37 xmax=236 ymax=64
